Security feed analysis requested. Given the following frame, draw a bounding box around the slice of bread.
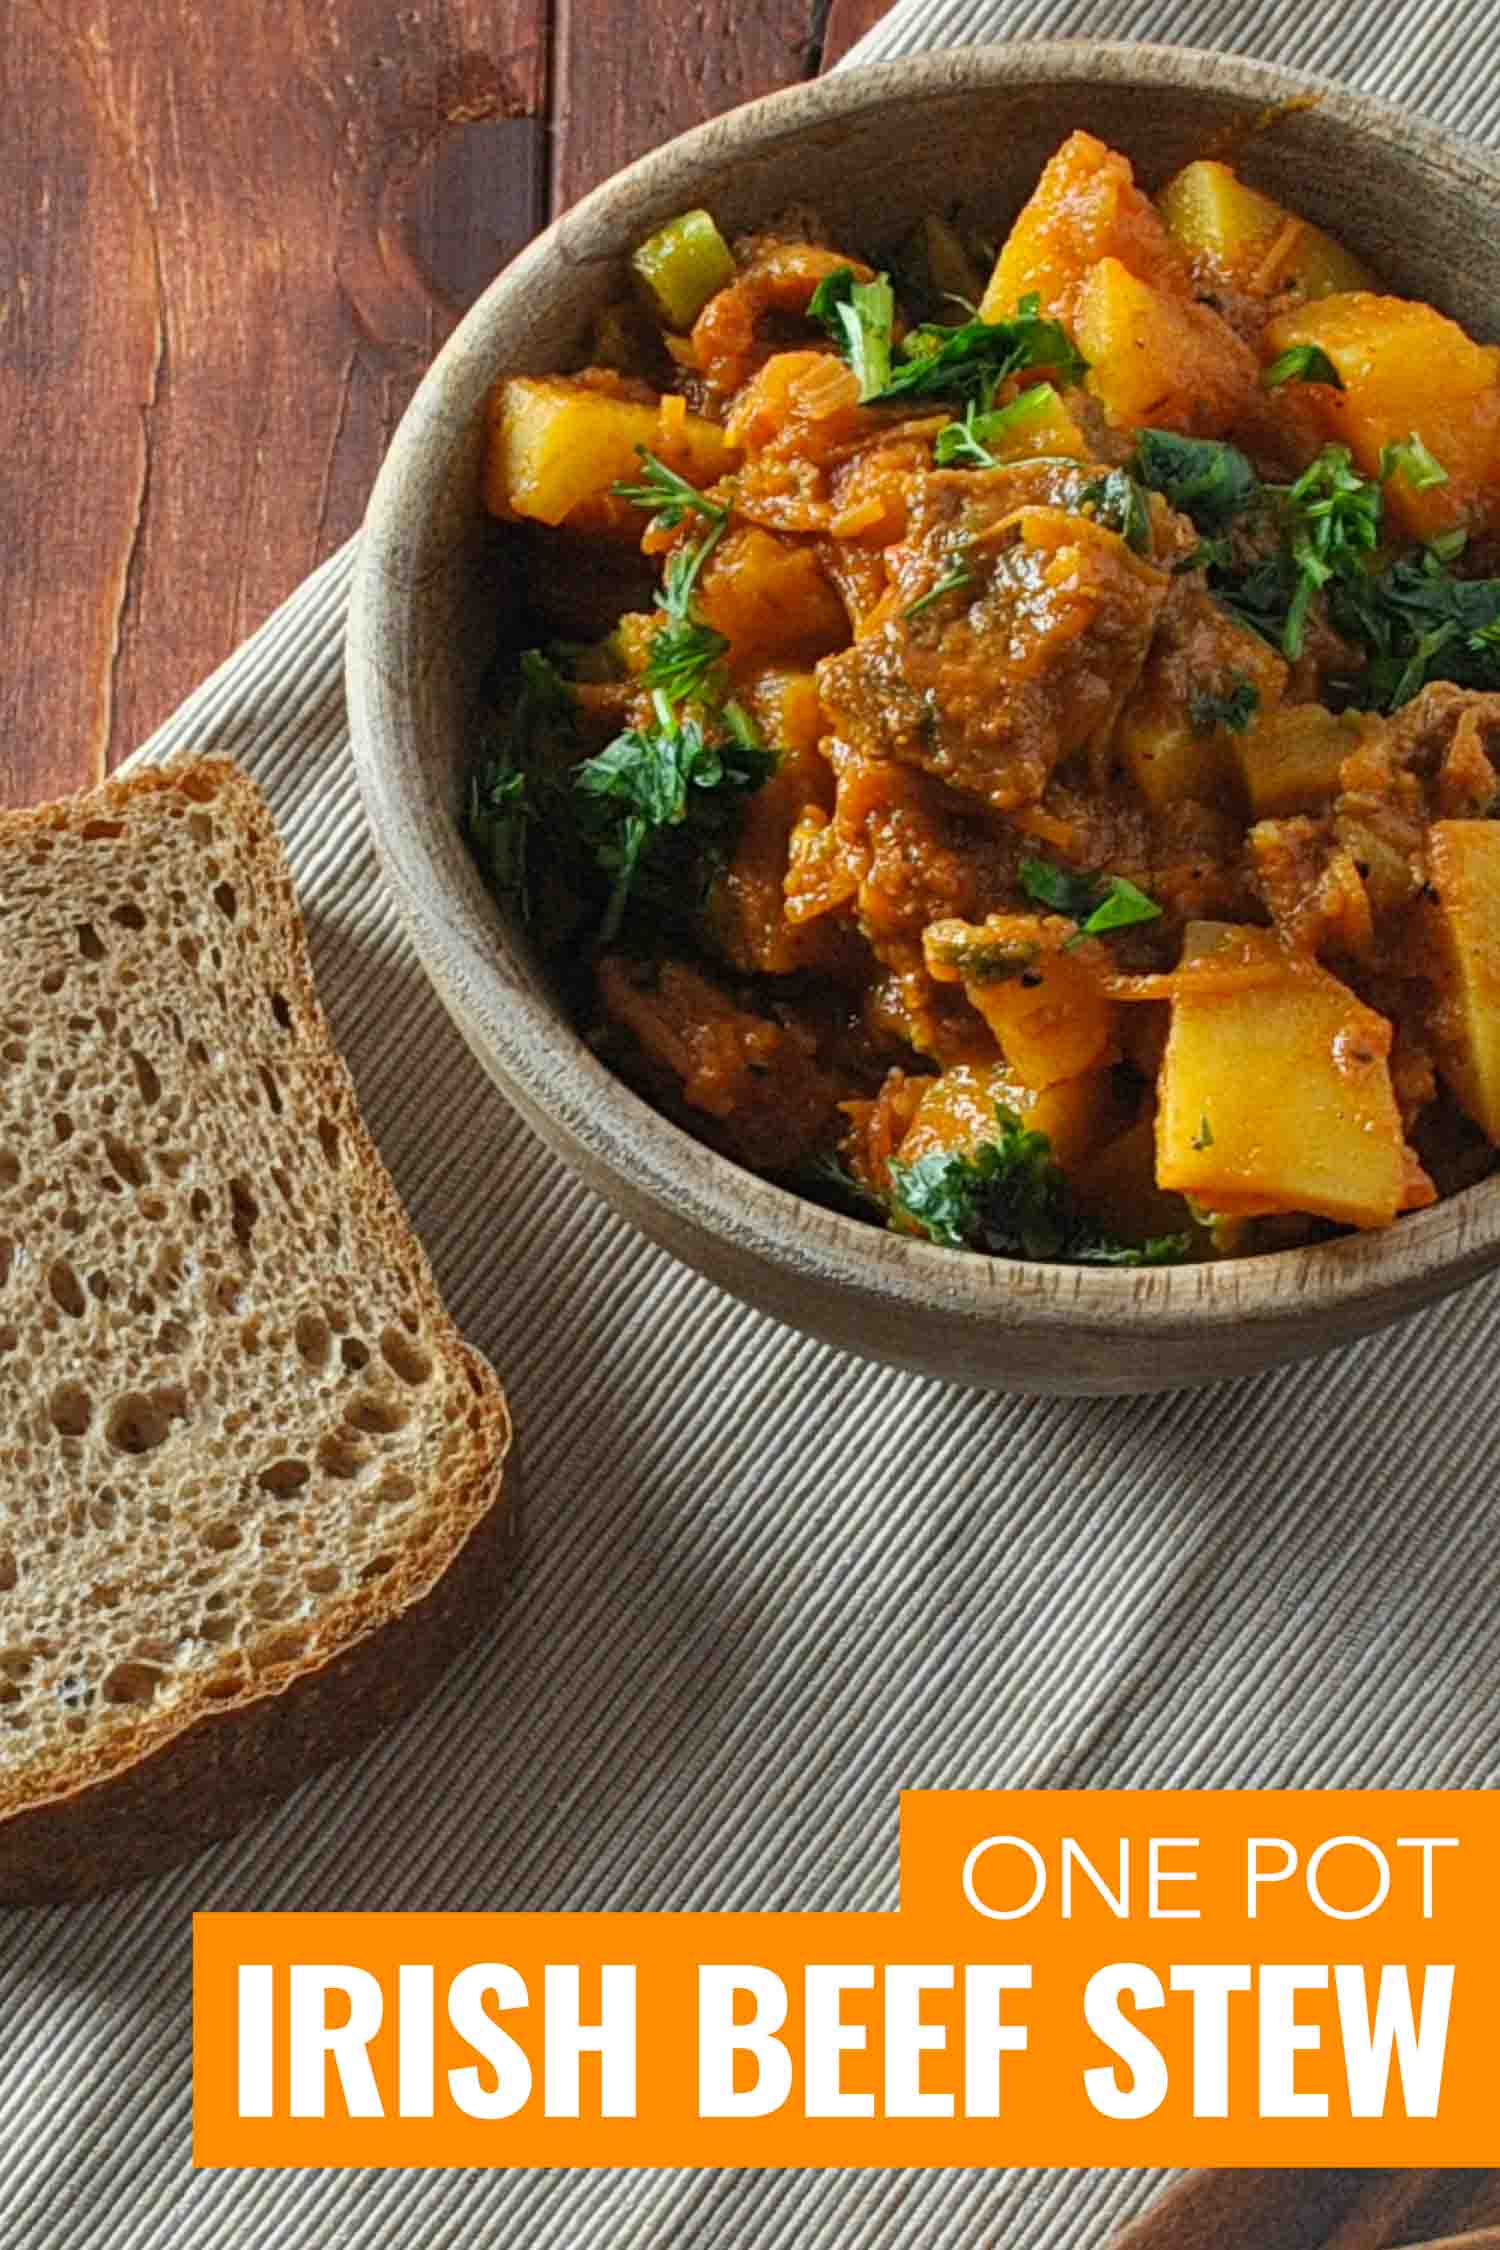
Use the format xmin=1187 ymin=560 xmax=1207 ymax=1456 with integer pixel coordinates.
xmin=0 ymin=758 xmax=513 ymax=1903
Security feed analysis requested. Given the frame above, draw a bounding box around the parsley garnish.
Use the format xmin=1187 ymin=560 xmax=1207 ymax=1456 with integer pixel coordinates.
xmin=1019 ymin=857 xmax=1162 ymax=938
xmin=640 ymin=539 xmax=730 ymax=704
xmin=889 ymin=1103 xmax=1189 ymax=1265
xmin=614 ymin=450 xmax=736 ymax=705
xmin=464 ymin=650 xmax=577 ymax=922
xmin=1079 ymin=468 xmax=1152 ymax=554
xmin=576 ymin=691 xmax=775 ymax=942
xmin=1191 ymin=1115 xmax=1215 ymax=1152
xmin=806 ymin=268 xmax=896 ymax=399
xmin=1378 ymin=432 xmax=1449 ymax=492
xmin=610 ymin=448 xmax=730 ymax=533
xmin=811 ymin=270 xmax=1086 ymax=409
xmin=1131 ymin=430 xmax=1258 ymax=534
xmin=933 ymin=383 xmax=1062 ymax=468
xmin=1331 ymin=542 xmax=1500 ymax=709
xmin=1277 ymin=444 xmax=1383 ymax=660
xmin=1262 ymin=344 xmax=1344 ymax=391
xmin=1188 ymin=674 xmax=1259 ymax=735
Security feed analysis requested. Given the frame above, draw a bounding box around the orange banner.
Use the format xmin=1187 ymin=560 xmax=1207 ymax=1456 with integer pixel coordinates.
xmin=194 ymin=1790 xmax=1495 ymax=2167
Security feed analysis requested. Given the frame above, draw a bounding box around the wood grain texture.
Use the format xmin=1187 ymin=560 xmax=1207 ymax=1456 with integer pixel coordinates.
xmin=0 ymin=0 xmax=897 ymax=814
xmin=0 ymin=0 xmax=550 ymax=806
xmin=549 ymin=0 xmax=831 ymax=209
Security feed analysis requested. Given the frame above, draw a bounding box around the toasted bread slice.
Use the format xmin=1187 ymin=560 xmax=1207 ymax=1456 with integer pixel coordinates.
xmin=0 ymin=758 xmax=512 ymax=1902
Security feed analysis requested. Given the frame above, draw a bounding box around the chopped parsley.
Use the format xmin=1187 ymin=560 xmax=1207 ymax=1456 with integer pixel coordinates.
xmin=933 ymin=383 xmax=1063 ymax=468
xmin=1189 ymin=674 xmax=1260 ymax=735
xmin=806 ymin=267 xmax=896 ymax=398
xmin=639 ymin=538 xmax=730 ymax=705
xmin=1019 ymin=856 xmax=1162 ymax=939
xmin=1130 ymin=430 xmax=1258 ymax=533
xmin=575 ymin=691 xmax=774 ymax=940
xmin=465 ymin=650 xmax=577 ymax=922
xmin=1276 ymin=443 xmax=1383 ymax=660
xmin=1332 ymin=541 xmax=1500 ymax=709
xmin=1079 ymin=467 xmax=1152 ymax=554
xmin=610 ymin=447 xmax=730 ymax=533
xmin=1130 ymin=430 xmax=1500 ymax=700
xmin=810 ymin=270 xmax=1085 ymax=408
xmin=888 ymin=1103 xmax=1189 ymax=1265
xmin=1191 ymin=1115 xmax=1215 ymax=1152
xmin=1378 ymin=432 xmax=1449 ymax=492
xmin=471 ymin=446 xmax=777 ymax=944
xmin=1262 ymin=344 xmax=1344 ymax=391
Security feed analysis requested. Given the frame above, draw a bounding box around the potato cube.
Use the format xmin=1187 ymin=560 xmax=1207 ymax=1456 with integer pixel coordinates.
xmin=1230 ymin=704 xmax=1374 ymax=819
xmin=898 ymin=1059 xmax=1120 ymax=1173
xmin=981 ymin=129 xmax=1187 ymax=323
xmin=484 ymin=376 xmax=738 ymax=530
xmin=1427 ymin=821 xmax=1500 ymax=1142
xmin=924 ymin=915 xmax=1117 ymax=1089
xmin=981 ymin=382 xmax=1088 ymax=461
xmin=1156 ymin=924 xmax=1410 ymax=1227
xmin=1262 ymin=294 xmax=1500 ymax=539
xmin=1074 ymin=257 xmax=1259 ymax=436
xmin=1157 ymin=161 xmax=1373 ymax=300
xmin=697 ymin=528 xmax=848 ymax=664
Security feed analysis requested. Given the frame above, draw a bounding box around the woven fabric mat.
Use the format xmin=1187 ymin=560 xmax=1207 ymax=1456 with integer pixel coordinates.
xmin=7 ymin=4 xmax=1499 ymax=2245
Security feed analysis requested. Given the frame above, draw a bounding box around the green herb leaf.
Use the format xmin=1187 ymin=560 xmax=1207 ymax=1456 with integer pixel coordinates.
xmin=813 ymin=269 xmax=1086 ymax=410
xmin=1018 ymin=855 xmax=1099 ymax=921
xmin=1262 ymin=344 xmax=1345 ymax=391
xmin=611 ymin=447 xmax=729 ymax=533
xmin=463 ymin=650 xmax=578 ymax=923
xmin=1079 ymin=876 xmax=1163 ymax=937
xmin=877 ymin=295 xmax=1086 ymax=409
xmin=1330 ymin=541 xmax=1500 ymax=709
xmin=807 ymin=266 xmax=896 ymax=400
xmin=1131 ymin=430 xmax=1259 ymax=533
xmin=1071 ymin=1232 xmax=1193 ymax=1266
xmin=1019 ymin=856 xmax=1162 ymax=938
xmin=641 ymin=615 xmax=730 ymax=704
xmin=1080 ymin=468 xmax=1152 ymax=554
xmin=1191 ymin=1114 xmax=1215 ymax=1152
xmin=888 ymin=1102 xmax=1191 ymax=1265
xmin=889 ymin=1104 xmax=1073 ymax=1256
xmin=1188 ymin=673 xmax=1260 ymax=735
xmin=576 ymin=697 xmax=775 ymax=942
xmin=638 ymin=519 xmax=732 ymax=704
xmin=1378 ymin=432 xmax=1450 ymax=492
xmin=1275 ymin=443 xmax=1384 ymax=661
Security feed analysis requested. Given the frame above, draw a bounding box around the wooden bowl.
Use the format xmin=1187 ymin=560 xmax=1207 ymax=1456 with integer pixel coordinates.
xmin=348 ymin=40 xmax=1500 ymax=1396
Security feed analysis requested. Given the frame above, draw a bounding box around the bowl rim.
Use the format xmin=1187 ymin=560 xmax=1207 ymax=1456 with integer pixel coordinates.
xmin=348 ymin=36 xmax=1500 ymax=1350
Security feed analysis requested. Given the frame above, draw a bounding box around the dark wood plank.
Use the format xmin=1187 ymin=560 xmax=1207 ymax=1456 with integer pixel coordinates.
xmin=0 ymin=0 xmax=162 ymax=806
xmin=550 ymin=0 xmax=827 ymax=209
xmin=0 ymin=0 xmax=547 ymax=807
xmin=1 ymin=0 xmax=902 ymax=816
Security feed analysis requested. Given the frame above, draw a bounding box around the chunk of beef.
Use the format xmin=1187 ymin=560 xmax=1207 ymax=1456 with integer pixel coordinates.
xmin=816 ymin=466 xmax=1171 ymax=813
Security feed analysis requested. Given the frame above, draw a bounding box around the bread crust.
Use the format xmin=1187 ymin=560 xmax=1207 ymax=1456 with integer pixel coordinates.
xmin=0 ymin=760 xmax=514 ymax=1902
xmin=0 ymin=1407 xmax=517 ymax=1906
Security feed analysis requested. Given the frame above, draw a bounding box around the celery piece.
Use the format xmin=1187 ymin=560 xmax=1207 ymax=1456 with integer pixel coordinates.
xmin=631 ymin=210 xmax=736 ymax=331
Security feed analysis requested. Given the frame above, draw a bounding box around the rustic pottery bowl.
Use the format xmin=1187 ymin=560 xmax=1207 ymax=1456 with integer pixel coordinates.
xmin=348 ymin=40 xmax=1500 ymax=1396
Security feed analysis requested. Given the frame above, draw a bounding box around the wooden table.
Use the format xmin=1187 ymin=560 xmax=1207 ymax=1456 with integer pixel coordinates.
xmin=0 ymin=0 xmax=889 ymax=811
